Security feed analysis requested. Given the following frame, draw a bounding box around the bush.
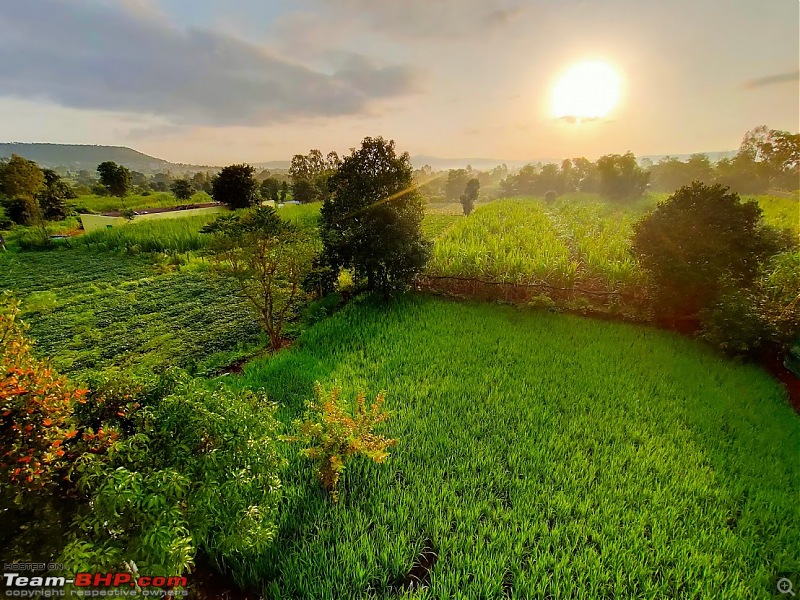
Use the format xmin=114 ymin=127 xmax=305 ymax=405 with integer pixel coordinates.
xmin=631 ymin=182 xmax=787 ymax=318
xmin=63 ymin=370 xmax=285 ymax=588
xmin=0 ymin=294 xmax=117 ymax=506
xmin=286 ymin=383 xmax=397 ymax=502
xmin=544 ymin=190 xmax=558 ymax=203
xmin=701 ymin=250 xmax=800 ymax=355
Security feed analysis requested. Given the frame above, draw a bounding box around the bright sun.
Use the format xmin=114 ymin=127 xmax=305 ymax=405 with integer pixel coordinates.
xmin=552 ymin=61 xmax=621 ymax=122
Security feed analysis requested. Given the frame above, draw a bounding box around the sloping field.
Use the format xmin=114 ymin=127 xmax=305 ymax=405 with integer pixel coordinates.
xmin=226 ymin=296 xmax=799 ymax=598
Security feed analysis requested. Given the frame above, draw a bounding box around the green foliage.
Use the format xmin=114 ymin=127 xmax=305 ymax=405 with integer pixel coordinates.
xmin=170 ymin=178 xmax=194 ymax=201
xmin=445 ymin=169 xmax=469 ymax=202
xmin=63 ymin=371 xmax=285 ymax=587
xmin=544 ymin=189 xmax=558 ymax=203
xmin=225 ymin=296 xmax=799 ymax=598
xmin=79 ymin=213 xmax=217 ymax=253
xmin=289 ymin=150 xmax=339 ymax=204
xmin=428 ymin=198 xmax=641 ymax=293
xmin=0 ymin=251 xmax=263 ymax=375
xmin=0 ymin=154 xmax=45 ymax=203
xmin=701 ymin=251 xmax=800 ymax=355
xmin=260 ymin=177 xmax=281 ymax=202
xmin=96 ymin=161 xmax=132 ymax=203
xmin=286 ymin=383 xmax=397 ymax=502
xmin=460 ymin=177 xmax=479 ymax=216
xmin=203 ymin=206 xmax=317 ymax=350
xmin=631 ymin=182 xmax=787 ymax=317
xmin=37 ymin=169 xmax=75 ymax=221
xmin=211 ymin=164 xmax=258 ymax=209
xmin=320 ymin=136 xmax=431 ymax=296
xmin=596 ymin=152 xmax=650 ymax=200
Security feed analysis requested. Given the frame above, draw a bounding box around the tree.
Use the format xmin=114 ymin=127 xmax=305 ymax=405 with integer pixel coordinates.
xmin=0 ymin=154 xmax=45 ymax=225
xmin=596 ymin=152 xmax=649 ymax=200
xmin=211 ymin=164 xmax=258 ymax=209
xmin=291 ymin=179 xmax=317 ymax=204
xmin=445 ymin=169 xmax=469 ymax=202
xmin=280 ymin=181 xmax=289 ymax=202
xmin=320 ymin=136 xmax=431 ymax=297
xmin=290 ymin=150 xmax=339 ymax=203
xmin=37 ymin=169 xmax=76 ymax=221
xmin=202 ymin=207 xmax=315 ymax=350
xmin=96 ymin=162 xmax=132 ymax=207
xmin=260 ymin=177 xmax=281 ymax=203
xmin=631 ymin=182 xmax=787 ymax=319
xmin=170 ymin=178 xmax=194 ymax=201
xmin=460 ymin=178 xmax=480 ymax=216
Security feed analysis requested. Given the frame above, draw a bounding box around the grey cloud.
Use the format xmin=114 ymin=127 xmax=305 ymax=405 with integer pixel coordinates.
xmin=743 ymin=72 xmax=799 ymax=89
xmin=0 ymin=0 xmax=417 ymax=126
xmin=314 ymin=0 xmax=527 ymax=38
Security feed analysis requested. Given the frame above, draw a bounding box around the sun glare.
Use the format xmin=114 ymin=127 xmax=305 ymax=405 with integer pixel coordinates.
xmin=552 ymin=61 xmax=621 ymax=122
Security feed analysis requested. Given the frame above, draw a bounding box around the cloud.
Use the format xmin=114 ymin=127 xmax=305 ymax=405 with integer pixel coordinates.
xmin=0 ymin=0 xmax=417 ymax=126
xmin=743 ymin=72 xmax=800 ymax=89
xmin=311 ymin=0 xmax=527 ymax=38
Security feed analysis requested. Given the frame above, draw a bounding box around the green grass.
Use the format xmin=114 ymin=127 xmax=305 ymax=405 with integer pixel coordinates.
xmin=222 ymin=295 xmax=799 ymax=598
xmin=0 ymin=250 xmax=264 ymax=374
xmin=78 ymin=213 xmax=219 ymax=253
xmin=421 ymin=214 xmax=462 ymax=239
xmin=749 ymin=194 xmax=800 ymax=236
xmin=73 ymin=191 xmax=211 ymax=214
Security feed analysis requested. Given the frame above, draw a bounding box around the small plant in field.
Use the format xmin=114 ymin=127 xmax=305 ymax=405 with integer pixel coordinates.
xmin=286 ymin=383 xmax=397 ymax=502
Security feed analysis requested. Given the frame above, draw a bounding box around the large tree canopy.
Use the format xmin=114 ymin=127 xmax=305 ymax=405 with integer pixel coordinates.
xmin=320 ymin=136 xmax=430 ymax=296
xmin=211 ymin=164 xmax=258 ymax=208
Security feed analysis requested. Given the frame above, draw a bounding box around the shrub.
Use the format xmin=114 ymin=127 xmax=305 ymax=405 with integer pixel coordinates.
xmin=211 ymin=164 xmax=258 ymax=209
xmin=544 ymin=190 xmax=558 ymax=203
xmin=0 ymin=294 xmax=117 ymax=506
xmin=286 ymin=383 xmax=397 ymax=502
xmin=63 ymin=371 xmax=285 ymax=588
xmin=631 ymin=182 xmax=787 ymax=318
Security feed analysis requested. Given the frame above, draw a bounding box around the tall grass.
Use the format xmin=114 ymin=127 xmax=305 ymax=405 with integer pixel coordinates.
xmin=73 ymin=192 xmax=212 ymax=214
xmin=222 ymin=295 xmax=799 ymax=597
xmin=78 ymin=214 xmax=216 ymax=253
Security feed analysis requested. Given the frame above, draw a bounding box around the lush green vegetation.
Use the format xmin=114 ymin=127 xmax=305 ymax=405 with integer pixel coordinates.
xmin=428 ymin=198 xmax=642 ymax=292
xmin=73 ymin=191 xmax=211 ymax=214
xmin=0 ymin=251 xmax=263 ymax=375
xmin=222 ymin=296 xmax=799 ymax=598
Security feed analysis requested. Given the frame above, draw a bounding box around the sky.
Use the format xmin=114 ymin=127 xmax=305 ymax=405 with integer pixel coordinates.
xmin=0 ymin=0 xmax=798 ymax=165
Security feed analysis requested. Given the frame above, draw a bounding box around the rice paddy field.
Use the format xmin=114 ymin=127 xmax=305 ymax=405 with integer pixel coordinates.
xmin=224 ymin=295 xmax=799 ymax=598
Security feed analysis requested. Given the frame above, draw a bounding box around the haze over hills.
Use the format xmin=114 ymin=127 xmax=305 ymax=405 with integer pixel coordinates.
xmin=0 ymin=143 xmax=737 ymax=175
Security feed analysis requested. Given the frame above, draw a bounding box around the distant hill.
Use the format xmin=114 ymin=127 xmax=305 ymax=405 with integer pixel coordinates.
xmin=0 ymin=143 xmax=218 ymax=175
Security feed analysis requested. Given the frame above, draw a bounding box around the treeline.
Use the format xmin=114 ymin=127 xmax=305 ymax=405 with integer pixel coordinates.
xmin=424 ymin=126 xmax=799 ymax=203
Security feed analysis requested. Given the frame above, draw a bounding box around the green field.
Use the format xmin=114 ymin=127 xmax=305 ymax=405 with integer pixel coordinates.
xmin=0 ymin=250 xmax=264 ymax=374
xmin=222 ymin=295 xmax=798 ymax=598
xmin=72 ymin=191 xmax=211 ymax=214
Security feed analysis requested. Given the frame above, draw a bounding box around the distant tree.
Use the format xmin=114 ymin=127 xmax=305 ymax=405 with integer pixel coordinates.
xmin=202 ymin=207 xmax=315 ymax=350
xmin=260 ymin=177 xmax=281 ymax=203
xmin=96 ymin=161 xmax=132 ymax=207
xmin=211 ymin=164 xmax=258 ymax=209
xmin=290 ymin=150 xmax=339 ymax=203
xmin=170 ymin=178 xmax=194 ymax=201
xmin=460 ymin=178 xmax=480 ymax=215
xmin=291 ymin=179 xmax=316 ymax=204
xmin=320 ymin=136 xmax=431 ymax=297
xmin=445 ymin=169 xmax=469 ymax=202
xmin=596 ymin=152 xmax=649 ymax=200
xmin=280 ymin=181 xmax=289 ymax=203
xmin=130 ymin=171 xmax=148 ymax=187
xmin=37 ymin=169 xmax=76 ymax=221
xmin=631 ymin=182 xmax=788 ymax=319
xmin=0 ymin=154 xmax=45 ymax=225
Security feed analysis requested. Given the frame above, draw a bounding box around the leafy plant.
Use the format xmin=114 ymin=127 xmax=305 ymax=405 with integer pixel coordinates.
xmin=286 ymin=383 xmax=397 ymax=502
xmin=0 ymin=293 xmax=117 ymax=505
